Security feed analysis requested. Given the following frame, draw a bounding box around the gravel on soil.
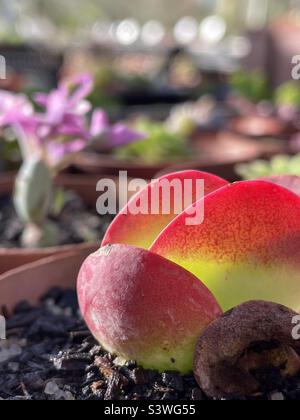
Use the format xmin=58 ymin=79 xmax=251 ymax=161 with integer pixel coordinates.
xmin=0 ymin=194 xmax=113 ymax=248
xmin=0 ymin=288 xmax=300 ymax=401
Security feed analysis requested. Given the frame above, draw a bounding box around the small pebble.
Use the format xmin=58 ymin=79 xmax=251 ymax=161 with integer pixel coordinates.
xmin=0 ymin=342 xmax=22 ymax=363
xmin=64 ymin=391 xmax=75 ymax=401
xmin=44 ymin=381 xmax=66 ymax=400
xmin=113 ymin=357 xmax=127 ymax=367
xmin=7 ymin=362 xmax=19 ymax=372
xmin=191 ymin=388 xmax=203 ymax=400
xmin=162 ymin=372 xmax=184 ymax=392
xmin=270 ymin=392 xmax=285 ymax=401
xmin=44 ymin=381 xmax=61 ymax=396
xmin=129 ymin=368 xmax=149 ymax=385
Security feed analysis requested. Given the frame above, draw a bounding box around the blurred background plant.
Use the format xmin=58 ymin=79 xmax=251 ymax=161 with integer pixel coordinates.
xmin=236 ymin=154 xmax=300 ymax=179
xmin=0 ymin=0 xmax=298 ymax=47
xmin=0 ymin=0 xmax=300 ymax=183
xmin=230 ymin=71 xmax=271 ymax=104
xmin=0 ymin=74 xmax=144 ymax=248
xmin=115 ymin=118 xmax=192 ymax=164
xmin=275 ymin=81 xmax=300 ymax=122
xmin=275 ymin=81 xmax=300 ymax=109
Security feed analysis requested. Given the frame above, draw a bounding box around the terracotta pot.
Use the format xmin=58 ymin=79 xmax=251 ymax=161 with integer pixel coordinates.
xmin=0 ymin=247 xmax=97 ymax=314
xmin=73 ymin=126 xmax=285 ymax=180
xmin=0 ymin=72 xmax=24 ymax=92
xmin=73 ymin=152 xmax=175 ymax=179
xmin=0 ymin=242 xmax=99 ymax=276
xmin=155 ymin=160 xmax=243 ymax=183
xmin=155 ymin=131 xmax=284 ymax=182
xmin=0 ymin=172 xmax=115 ymax=274
xmin=228 ymin=116 xmax=288 ymax=139
xmin=192 ymin=130 xmax=284 ymax=162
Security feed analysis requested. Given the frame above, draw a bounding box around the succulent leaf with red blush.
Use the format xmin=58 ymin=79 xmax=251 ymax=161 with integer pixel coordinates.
xmin=150 ymin=180 xmax=300 ymax=312
xmin=102 ymin=170 xmax=228 ymax=249
xmin=259 ymin=175 xmax=300 ymax=197
xmin=77 ymin=244 xmax=222 ymax=373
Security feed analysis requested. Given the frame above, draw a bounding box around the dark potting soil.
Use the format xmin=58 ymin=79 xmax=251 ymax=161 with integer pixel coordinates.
xmin=1 ymin=289 xmax=300 ymax=401
xmin=0 ymin=194 xmax=113 ymax=248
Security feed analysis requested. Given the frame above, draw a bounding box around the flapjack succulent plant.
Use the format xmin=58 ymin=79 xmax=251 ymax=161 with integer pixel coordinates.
xmin=78 ymin=171 xmax=300 ymax=374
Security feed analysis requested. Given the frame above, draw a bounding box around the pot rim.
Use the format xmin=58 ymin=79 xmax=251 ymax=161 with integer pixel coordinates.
xmin=0 ymin=245 xmax=98 ymax=314
xmin=227 ymin=115 xmax=287 ymax=139
xmin=75 ymin=151 xmax=173 ymax=170
xmin=0 ymin=241 xmax=99 ymax=256
xmin=0 ymin=172 xmax=106 ymax=273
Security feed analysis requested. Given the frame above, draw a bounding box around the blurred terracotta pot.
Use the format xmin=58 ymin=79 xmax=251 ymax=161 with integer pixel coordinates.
xmin=0 ymin=242 xmax=98 ymax=276
xmin=192 ymin=130 xmax=284 ymax=160
xmin=74 ymin=127 xmax=285 ymax=180
xmin=157 ymin=131 xmax=285 ymax=182
xmin=0 ymin=71 xmax=24 ymax=92
xmin=228 ymin=116 xmax=289 ymax=139
xmin=73 ymin=152 xmax=174 ymax=179
xmin=155 ymin=160 xmax=243 ymax=183
xmin=0 ymin=172 xmax=115 ymax=274
xmin=0 ymin=247 xmax=96 ymax=314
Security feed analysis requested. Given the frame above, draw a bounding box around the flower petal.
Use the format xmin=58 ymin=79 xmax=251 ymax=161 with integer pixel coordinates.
xmin=108 ymin=123 xmax=146 ymax=147
xmin=90 ymin=109 xmax=110 ymax=137
xmin=65 ymin=73 xmax=94 ymax=107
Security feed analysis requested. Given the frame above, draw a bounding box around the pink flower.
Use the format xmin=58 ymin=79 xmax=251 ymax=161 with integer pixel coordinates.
xmin=34 ymin=73 xmax=93 ymax=126
xmin=91 ymin=109 xmax=145 ymax=147
xmin=0 ymin=90 xmax=34 ymax=126
xmin=0 ymin=74 xmax=145 ymax=170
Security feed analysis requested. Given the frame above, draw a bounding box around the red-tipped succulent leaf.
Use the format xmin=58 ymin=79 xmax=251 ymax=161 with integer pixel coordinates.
xmin=77 ymin=244 xmax=222 ymax=373
xmin=102 ymin=170 xmax=228 ymax=249
xmin=151 ymin=180 xmax=300 ymax=312
xmin=259 ymin=175 xmax=300 ymax=197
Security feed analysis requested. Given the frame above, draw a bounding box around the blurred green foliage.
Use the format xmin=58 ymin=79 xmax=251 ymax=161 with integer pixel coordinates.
xmin=230 ymin=70 xmax=271 ymax=103
xmin=0 ymin=136 xmax=21 ymax=170
xmin=88 ymin=89 xmax=121 ymax=117
xmin=115 ymin=118 xmax=191 ymax=164
xmin=236 ymin=154 xmax=300 ymax=179
xmin=275 ymin=81 xmax=300 ymax=108
xmin=87 ymin=66 xmax=152 ymax=116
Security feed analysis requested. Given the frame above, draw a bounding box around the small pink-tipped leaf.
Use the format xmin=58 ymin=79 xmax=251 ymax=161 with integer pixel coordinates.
xmin=102 ymin=170 xmax=228 ymax=249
